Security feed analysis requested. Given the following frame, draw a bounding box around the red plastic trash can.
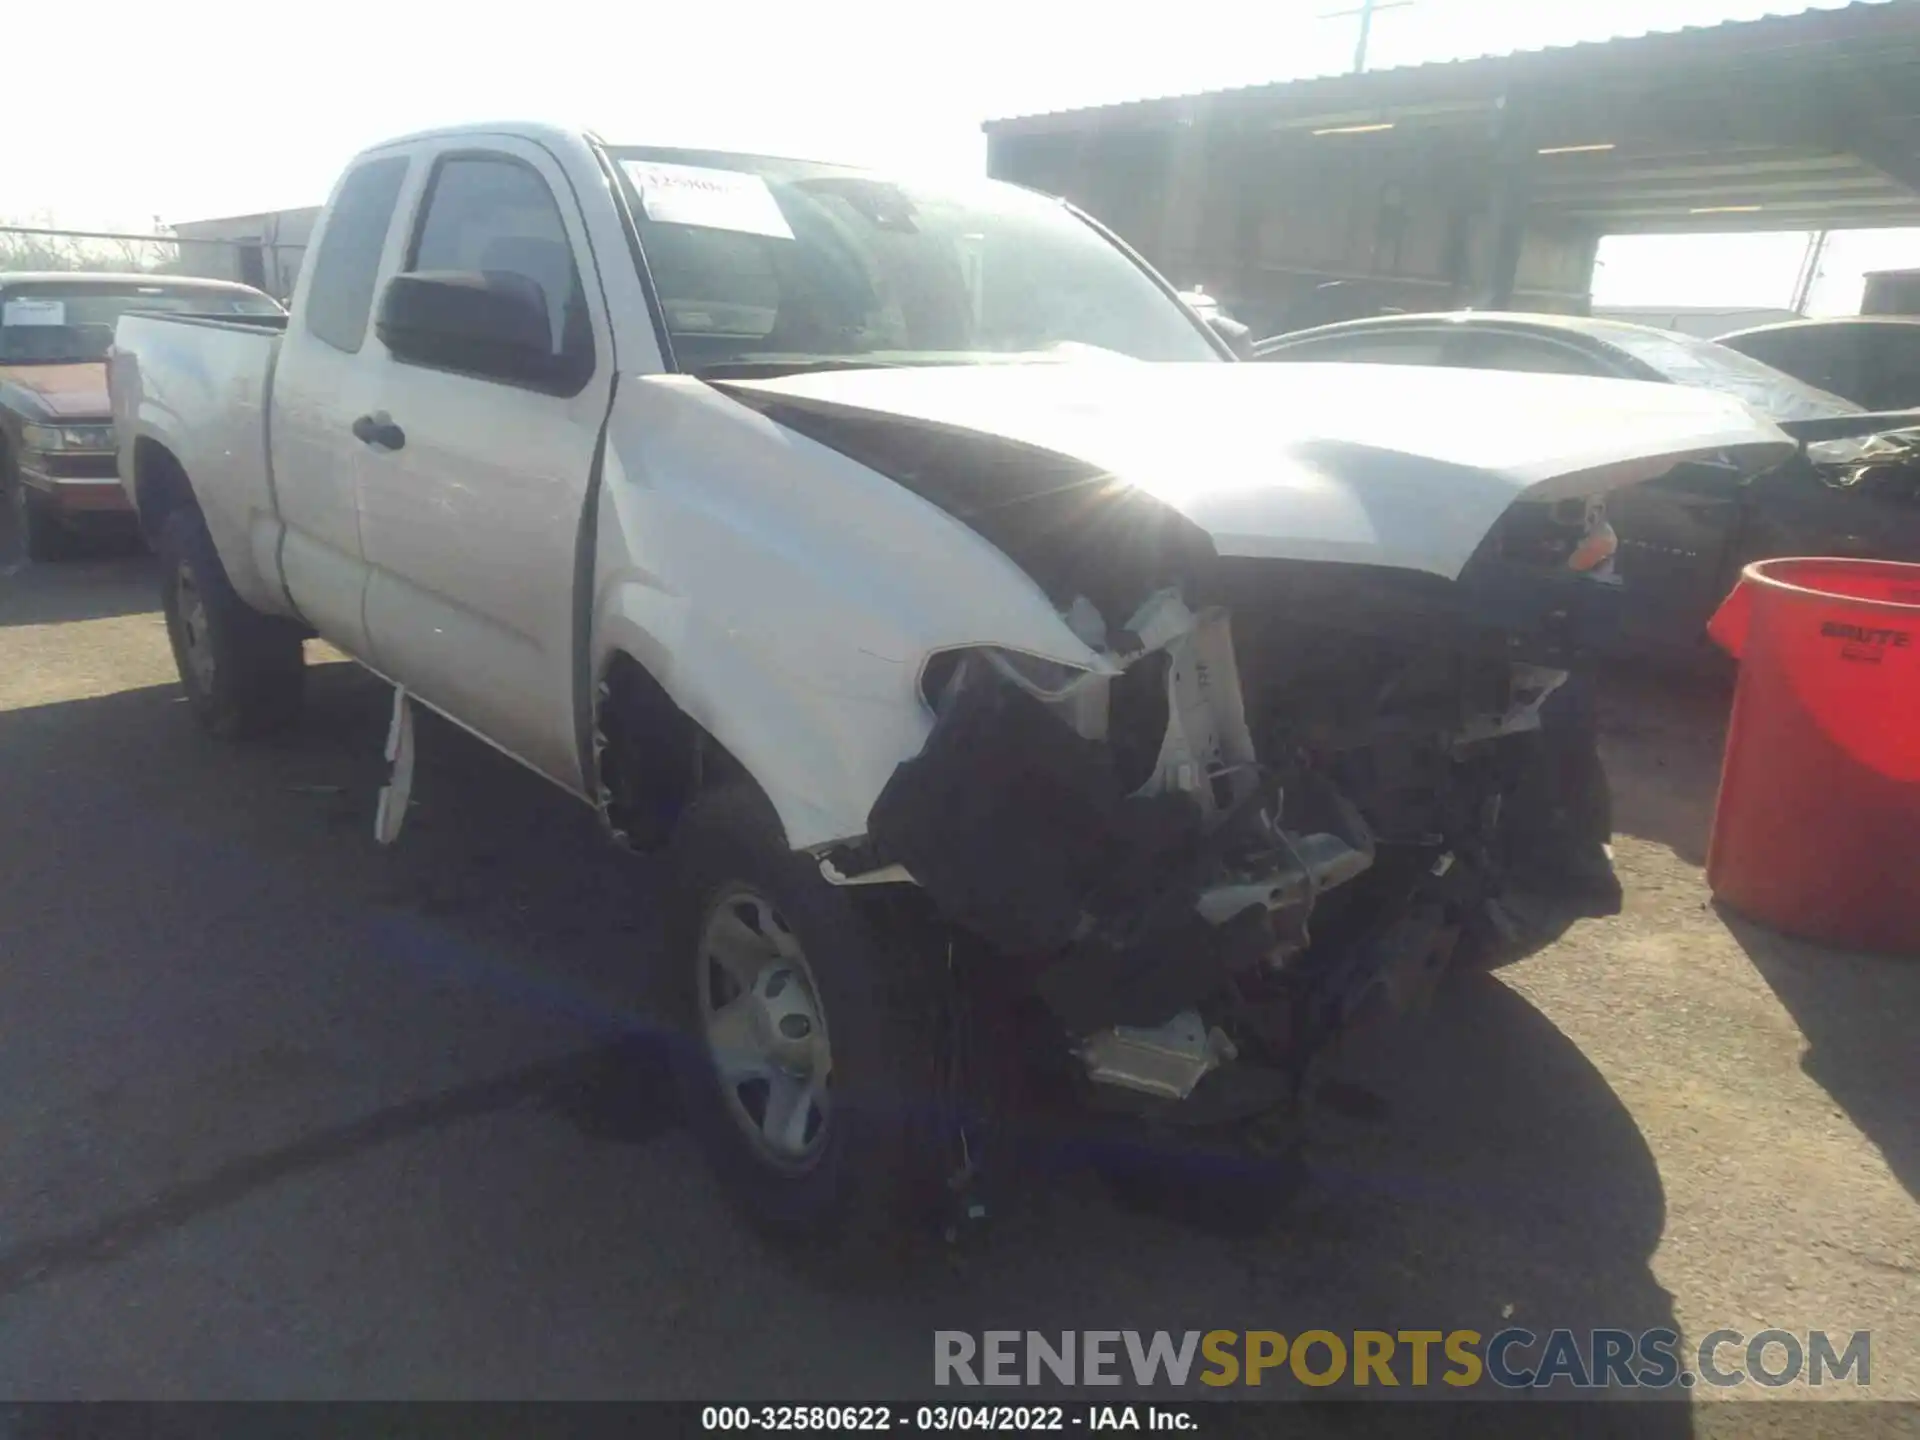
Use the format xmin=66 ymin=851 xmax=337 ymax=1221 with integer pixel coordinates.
xmin=1706 ymin=557 xmax=1920 ymax=955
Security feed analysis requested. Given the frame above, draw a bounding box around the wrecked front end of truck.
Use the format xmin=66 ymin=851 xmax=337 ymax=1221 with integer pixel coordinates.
xmin=683 ymin=366 xmax=1789 ymax=1221
xmin=645 ymin=364 xmax=1801 ymax=1248
xmin=854 ymin=519 xmax=1613 ymax=1134
xmin=706 ymin=402 xmax=1656 ymax=1145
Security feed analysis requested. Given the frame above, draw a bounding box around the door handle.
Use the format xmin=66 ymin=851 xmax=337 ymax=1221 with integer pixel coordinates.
xmin=352 ymin=413 xmax=406 ymax=450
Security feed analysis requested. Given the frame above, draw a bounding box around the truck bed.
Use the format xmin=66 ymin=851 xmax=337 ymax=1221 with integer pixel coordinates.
xmin=110 ymin=310 xmax=290 ymax=618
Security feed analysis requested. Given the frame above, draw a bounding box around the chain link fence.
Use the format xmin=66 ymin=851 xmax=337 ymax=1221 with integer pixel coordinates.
xmin=0 ymin=224 xmax=307 ymax=301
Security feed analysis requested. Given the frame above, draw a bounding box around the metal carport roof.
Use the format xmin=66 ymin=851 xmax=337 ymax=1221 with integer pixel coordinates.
xmin=984 ymin=2 xmax=1920 ymax=233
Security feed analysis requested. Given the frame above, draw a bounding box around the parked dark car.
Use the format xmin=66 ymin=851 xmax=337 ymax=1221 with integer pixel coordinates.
xmin=1 ymin=272 xmax=283 ymax=560
xmin=1253 ymin=311 xmax=1920 ymax=664
xmin=1717 ymin=316 xmax=1920 ymax=412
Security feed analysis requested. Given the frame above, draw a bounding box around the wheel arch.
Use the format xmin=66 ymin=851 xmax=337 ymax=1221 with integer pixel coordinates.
xmin=593 ymin=648 xmax=758 ymax=852
xmin=131 ymin=436 xmax=202 ymax=545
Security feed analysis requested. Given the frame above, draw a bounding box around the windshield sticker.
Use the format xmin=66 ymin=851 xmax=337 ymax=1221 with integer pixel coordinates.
xmin=623 ymin=162 xmax=794 ymax=240
xmin=3 ymin=298 xmax=67 ymax=327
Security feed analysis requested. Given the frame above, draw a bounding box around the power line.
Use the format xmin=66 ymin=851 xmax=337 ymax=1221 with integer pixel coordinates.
xmin=0 ymin=222 xmax=304 ymax=252
xmin=0 ymin=222 xmax=180 ymax=246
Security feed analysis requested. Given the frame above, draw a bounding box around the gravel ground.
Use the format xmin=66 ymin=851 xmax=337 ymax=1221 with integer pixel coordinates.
xmin=0 ymin=537 xmax=1914 ymax=1430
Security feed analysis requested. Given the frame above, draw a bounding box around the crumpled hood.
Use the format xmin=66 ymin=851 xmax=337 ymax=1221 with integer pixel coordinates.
xmin=727 ymin=361 xmax=1795 ymax=580
xmin=0 ymin=362 xmax=110 ymax=421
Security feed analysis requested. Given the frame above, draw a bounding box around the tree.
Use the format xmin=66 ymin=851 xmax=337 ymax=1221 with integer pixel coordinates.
xmin=0 ymin=214 xmax=178 ymax=274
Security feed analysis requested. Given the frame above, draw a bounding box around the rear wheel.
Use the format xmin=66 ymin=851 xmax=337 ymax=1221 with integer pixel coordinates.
xmin=157 ymin=507 xmax=306 ymax=738
xmin=666 ymin=782 xmax=948 ymax=1262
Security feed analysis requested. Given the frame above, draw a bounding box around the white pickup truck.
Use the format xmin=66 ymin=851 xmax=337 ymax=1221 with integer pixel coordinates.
xmin=110 ymin=121 xmax=1793 ymax=1251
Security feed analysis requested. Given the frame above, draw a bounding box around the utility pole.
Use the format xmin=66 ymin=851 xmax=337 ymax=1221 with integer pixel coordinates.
xmin=1790 ymin=229 xmax=1829 ymax=315
xmin=1321 ymin=0 xmax=1415 ymax=74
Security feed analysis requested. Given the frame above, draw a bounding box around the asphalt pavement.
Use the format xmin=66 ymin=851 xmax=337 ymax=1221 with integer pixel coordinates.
xmin=0 ymin=533 xmax=1914 ymax=1424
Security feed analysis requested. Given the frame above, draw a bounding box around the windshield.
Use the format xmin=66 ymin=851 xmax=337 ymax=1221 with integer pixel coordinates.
xmin=0 ymin=282 xmax=283 ymax=365
xmin=610 ymin=148 xmax=1221 ymax=376
xmin=1598 ymin=325 xmax=1862 ymax=423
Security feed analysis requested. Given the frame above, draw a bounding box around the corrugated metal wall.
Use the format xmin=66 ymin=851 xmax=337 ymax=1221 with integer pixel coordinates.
xmin=990 ymin=128 xmax=1597 ymax=337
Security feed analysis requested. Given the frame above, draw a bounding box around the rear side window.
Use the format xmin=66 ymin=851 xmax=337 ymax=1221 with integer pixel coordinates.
xmin=305 ymin=156 xmax=409 ymax=353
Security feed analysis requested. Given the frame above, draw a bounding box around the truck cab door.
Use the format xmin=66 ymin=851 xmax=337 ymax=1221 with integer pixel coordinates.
xmin=270 ymin=154 xmax=414 ymax=660
xmin=355 ymin=139 xmax=614 ymax=793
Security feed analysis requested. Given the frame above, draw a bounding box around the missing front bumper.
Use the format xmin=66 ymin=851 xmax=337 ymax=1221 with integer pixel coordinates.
xmin=863 ymin=575 xmax=1559 ymax=1121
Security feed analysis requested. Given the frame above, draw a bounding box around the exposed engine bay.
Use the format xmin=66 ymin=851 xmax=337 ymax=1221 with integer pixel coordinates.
xmin=834 ymin=492 xmax=1616 ymax=1126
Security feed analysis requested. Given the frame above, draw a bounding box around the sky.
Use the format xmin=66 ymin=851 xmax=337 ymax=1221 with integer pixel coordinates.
xmin=5 ymin=0 xmax=1914 ymax=312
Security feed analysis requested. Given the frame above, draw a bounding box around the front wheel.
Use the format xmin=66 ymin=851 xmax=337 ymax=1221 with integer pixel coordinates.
xmin=157 ymin=508 xmax=306 ymax=738
xmin=666 ymin=783 xmax=948 ymax=1259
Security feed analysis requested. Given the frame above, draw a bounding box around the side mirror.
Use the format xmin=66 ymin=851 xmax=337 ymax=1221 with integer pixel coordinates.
xmin=376 ymin=271 xmax=572 ymax=388
xmin=1204 ymin=312 xmax=1256 ymax=361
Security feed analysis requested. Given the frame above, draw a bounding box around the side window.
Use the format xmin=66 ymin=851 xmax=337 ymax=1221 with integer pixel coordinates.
xmin=1742 ymin=332 xmax=1849 ymax=398
xmin=1821 ymin=338 xmax=1865 ymax=403
xmin=1262 ymin=331 xmax=1450 ymax=366
xmin=1448 ymin=332 xmax=1605 ymax=377
xmin=408 ymin=155 xmax=591 ymax=371
xmin=1864 ymin=330 xmax=1920 ymax=410
xmin=305 ymin=157 xmax=409 ymax=354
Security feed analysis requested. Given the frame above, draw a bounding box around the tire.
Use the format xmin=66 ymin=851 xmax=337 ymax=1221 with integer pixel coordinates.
xmin=1451 ymin=903 xmax=1541 ymax=974
xmin=10 ymin=475 xmax=72 ymax=562
xmin=666 ymin=782 xmax=949 ymax=1262
xmin=1456 ymin=709 xmax=1620 ymax=973
xmin=1452 ymin=882 xmax=1600 ymax=974
xmin=157 ymin=507 xmax=306 ymax=738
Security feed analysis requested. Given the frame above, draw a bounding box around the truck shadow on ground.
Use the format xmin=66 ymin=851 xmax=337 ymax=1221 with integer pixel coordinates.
xmin=0 ymin=547 xmax=158 ymax=628
xmin=1598 ymin=661 xmax=1733 ymax=867
xmin=1725 ymin=912 xmax=1920 ymax=1205
xmin=0 ymin=661 xmax=1682 ymax=1420
xmin=1592 ymin=652 xmax=1920 ymax=1211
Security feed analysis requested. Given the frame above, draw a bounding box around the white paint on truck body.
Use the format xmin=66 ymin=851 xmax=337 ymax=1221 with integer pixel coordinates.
xmin=110 ymin=120 xmax=1797 ymax=855
xmin=725 ymin=362 xmax=1793 ymax=580
xmin=586 ymin=361 xmax=1788 ymax=847
xmin=109 ymin=318 xmax=293 ymax=619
